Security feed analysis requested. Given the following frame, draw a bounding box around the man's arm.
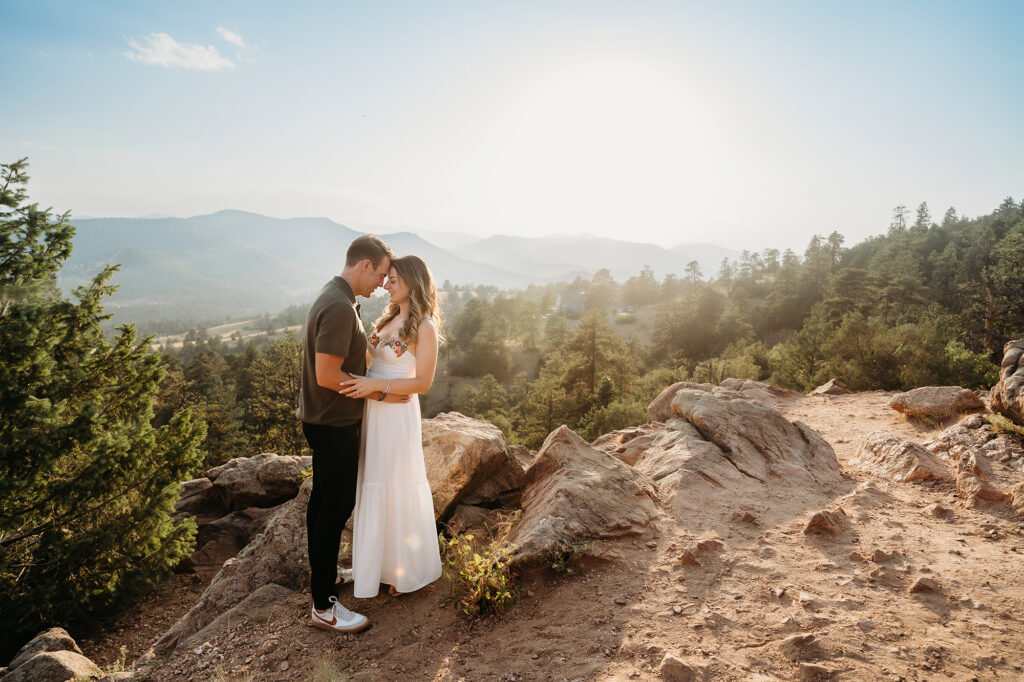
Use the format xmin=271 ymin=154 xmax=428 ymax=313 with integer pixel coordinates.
xmin=315 ymin=352 xmax=410 ymax=403
xmin=314 ymin=352 xmax=353 ymax=390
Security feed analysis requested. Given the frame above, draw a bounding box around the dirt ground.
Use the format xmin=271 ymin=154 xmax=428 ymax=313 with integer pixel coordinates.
xmin=79 ymin=391 xmax=1024 ymax=681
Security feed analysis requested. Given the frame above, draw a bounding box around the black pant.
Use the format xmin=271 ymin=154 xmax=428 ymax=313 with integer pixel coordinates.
xmin=302 ymin=421 xmax=360 ymax=611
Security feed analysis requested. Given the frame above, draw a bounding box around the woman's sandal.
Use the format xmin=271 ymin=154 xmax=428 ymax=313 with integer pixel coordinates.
xmin=388 ymin=585 xmax=403 ymax=597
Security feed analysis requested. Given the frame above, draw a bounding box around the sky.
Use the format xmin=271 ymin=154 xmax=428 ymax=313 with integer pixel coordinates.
xmin=2 ymin=0 xmax=1023 ymax=252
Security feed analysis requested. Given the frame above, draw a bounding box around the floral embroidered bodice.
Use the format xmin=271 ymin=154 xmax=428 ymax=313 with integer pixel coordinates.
xmin=367 ymin=330 xmax=416 ymax=379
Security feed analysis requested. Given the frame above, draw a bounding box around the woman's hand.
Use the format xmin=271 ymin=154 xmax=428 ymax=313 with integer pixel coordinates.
xmin=338 ymin=375 xmax=382 ymax=398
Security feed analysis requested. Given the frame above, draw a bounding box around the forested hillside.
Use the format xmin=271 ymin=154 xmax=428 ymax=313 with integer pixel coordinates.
xmin=158 ymin=197 xmax=1023 ymax=459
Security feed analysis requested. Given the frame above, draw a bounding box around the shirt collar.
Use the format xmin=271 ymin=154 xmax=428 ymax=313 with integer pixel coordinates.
xmin=333 ymin=276 xmax=357 ymax=306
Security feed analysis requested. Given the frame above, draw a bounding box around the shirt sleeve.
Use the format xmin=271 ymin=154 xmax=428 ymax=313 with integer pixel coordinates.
xmin=314 ymin=301 xmax=356 ymax=358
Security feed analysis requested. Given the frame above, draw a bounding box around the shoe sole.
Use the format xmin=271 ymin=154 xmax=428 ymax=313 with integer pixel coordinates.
xmin=311 ymin=617 xmax=370 ymax=633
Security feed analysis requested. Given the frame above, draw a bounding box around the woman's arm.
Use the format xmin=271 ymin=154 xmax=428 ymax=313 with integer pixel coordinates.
xmin=339 ymin=321 xmax=438 ymax=398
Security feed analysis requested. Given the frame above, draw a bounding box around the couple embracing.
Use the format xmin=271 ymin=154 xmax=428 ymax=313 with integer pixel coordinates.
xmin=297 ymin=234 xmax=443 ymax=632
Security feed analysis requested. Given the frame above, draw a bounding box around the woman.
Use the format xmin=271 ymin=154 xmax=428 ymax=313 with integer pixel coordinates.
xmin=339 ymin=255 xmax=443 ymax=598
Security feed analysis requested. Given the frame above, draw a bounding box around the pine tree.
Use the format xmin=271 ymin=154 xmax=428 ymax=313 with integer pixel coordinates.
xmin=0 ymin=159 xmax=205 ymax=657
xmin=247 ymin=333 xmax=305 ymax=456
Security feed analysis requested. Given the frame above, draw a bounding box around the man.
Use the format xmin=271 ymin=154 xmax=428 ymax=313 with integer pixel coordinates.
xmin=298 ymin=234 xmax=407 ymax=632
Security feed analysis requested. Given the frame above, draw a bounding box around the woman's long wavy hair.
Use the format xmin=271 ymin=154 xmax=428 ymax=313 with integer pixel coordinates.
xmin=374 ymin=255 xmax=445 ymax=345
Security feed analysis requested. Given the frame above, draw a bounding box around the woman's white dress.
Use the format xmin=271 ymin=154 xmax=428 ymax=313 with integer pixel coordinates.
xmin=351 ymin=332 xmax=442 ymax=598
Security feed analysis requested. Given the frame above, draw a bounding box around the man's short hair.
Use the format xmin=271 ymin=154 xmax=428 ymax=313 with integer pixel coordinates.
xmin=346 ymin=234 xmax=395 ymax=268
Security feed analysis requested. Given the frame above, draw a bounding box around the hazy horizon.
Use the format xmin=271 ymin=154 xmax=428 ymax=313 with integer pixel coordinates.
xmin=3 ymin=0 xmax=1023 ymax=253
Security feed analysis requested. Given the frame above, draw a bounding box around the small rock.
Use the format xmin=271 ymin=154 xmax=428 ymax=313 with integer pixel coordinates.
xmin=799 ymin=662 xmax=832 ymax=680
xmin=647 ymin=540 xmax=658 ymax=548
xmin=857 ymin=620 xmax=875 ymax=632
xmin=909 ymin=577 xmax=941 ymax=594
xmin=614 ymin=597 xmax=627 ymax=606
xmin=279 ymin=661 xmax=290 ymax=672
xmin=730 ymin=511 xmax=759 ymax=524
xmin=659 ymin=653 xmax=696 ymax=682
xmin=799 ymin=591 xmax=822 ymax=608
xmin=871 ymin=548 xmax=894 ymax=563
xmin=677 ymin=539 xmax=725 ymax=565
xmin=778 ymin=633 xmax=816 ymax=661
xmin=803 ymin=508 xmax=847 ymax=535
xmin=672 ymin=605 xmax=682 ymax=615
xmin=926 ymin=502 xmax=952 ymax=517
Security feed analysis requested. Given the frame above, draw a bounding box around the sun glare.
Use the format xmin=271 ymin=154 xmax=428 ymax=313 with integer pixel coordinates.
xmin=480 ymin=59 xmax=731 ymax=240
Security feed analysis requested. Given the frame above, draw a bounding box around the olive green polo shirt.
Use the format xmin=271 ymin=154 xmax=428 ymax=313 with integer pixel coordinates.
xmin=297 ymin=276 xmax=368 ymax=427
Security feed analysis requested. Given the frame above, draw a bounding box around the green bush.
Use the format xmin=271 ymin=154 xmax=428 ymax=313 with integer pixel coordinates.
xmin=439 ymin=514 xmax=518 ymax=618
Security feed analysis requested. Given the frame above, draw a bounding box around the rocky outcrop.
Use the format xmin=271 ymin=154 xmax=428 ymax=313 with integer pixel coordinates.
xmin=178 ymin=583 xmax=296 ymax=654
xmin=507 ymin=426 xmax=660 ymax=568
xmin=889 ymin=386 xmax=985 ymax=423
xmin=174 ymin=477 xmax=225 ymax=517
xmin=187 ymin=505 xmax=281 ymax=581
xmin=636 ymin=387 xmax=842 ymax=516
xmin=4 ymin=628 xmax=100 ymax=682
xmin=719 ymin=378 xmax=803 ymax=404
xmin=647 ymin=382 xmax=714 ymax=422
xmin=925 ymin=414 xmax=1024 ymax=466
xmin=591 ymin=422 xmax=665 ymax=466
xmin=207 ymin=453 xmax=311 ymax=511
xmin=421 ymin=412 xmax=511 ymax=520
xmin=991 ymin=339 xmax=1024 ymax=425
xmin=151 ymin=479 xmax=312 ymax=655
xmin=647 ymin=380 xmax=801 ymax=422
xmin=460 ymin=447 xmax=526 ymax=507
xmin=851 ymin=432 xmax=952 ymax=483
xmin=810 ymin=378 xmax=850 ymax=396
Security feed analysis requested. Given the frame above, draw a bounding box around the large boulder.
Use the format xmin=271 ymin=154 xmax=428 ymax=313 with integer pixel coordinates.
xmin=671 ymin=387 xmax=842 ymax=485
xmin=636 ymin=387 xmax=842 ymax=516
xmin=991 ymin=339 xmax=1024 ymax=425
xmin=150 ymin=479 xmax=312 ymax=656
xmin=889 ymin=386 xmax=985 ymax=423
xmin=5 ymin=628 xmax=84 ymax=674
xmin=852 ymin=432 xmax=952 ymax=483
xmin=3 ymin=650 xmax=101 ymax=682
xmin=421 ymin=412 xmax=511 ymax=520
xmin=206 ymin=453 xmax=311 ymax=511
xmin=507 ymin=426 xmax=660 ymax=568
xmin=591 ymin=422 xmax=665 ymax=466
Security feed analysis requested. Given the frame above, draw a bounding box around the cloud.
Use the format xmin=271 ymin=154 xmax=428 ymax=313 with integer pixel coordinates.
xmin=217 ymin=27 xmax=246 ymax=49
xmin=124 ymin=33 xmax=234 ymax=71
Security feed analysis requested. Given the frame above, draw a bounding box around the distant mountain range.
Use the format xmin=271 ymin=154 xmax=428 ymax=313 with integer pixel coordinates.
xmin=59 ymin=210 xmax=738 ymax=323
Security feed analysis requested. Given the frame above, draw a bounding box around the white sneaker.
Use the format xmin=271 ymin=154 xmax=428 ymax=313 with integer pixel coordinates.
xmin=311 ymin=596 xmax=369 ymax=633
xmin=335 ymin=566 xmax=353 ymax=585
